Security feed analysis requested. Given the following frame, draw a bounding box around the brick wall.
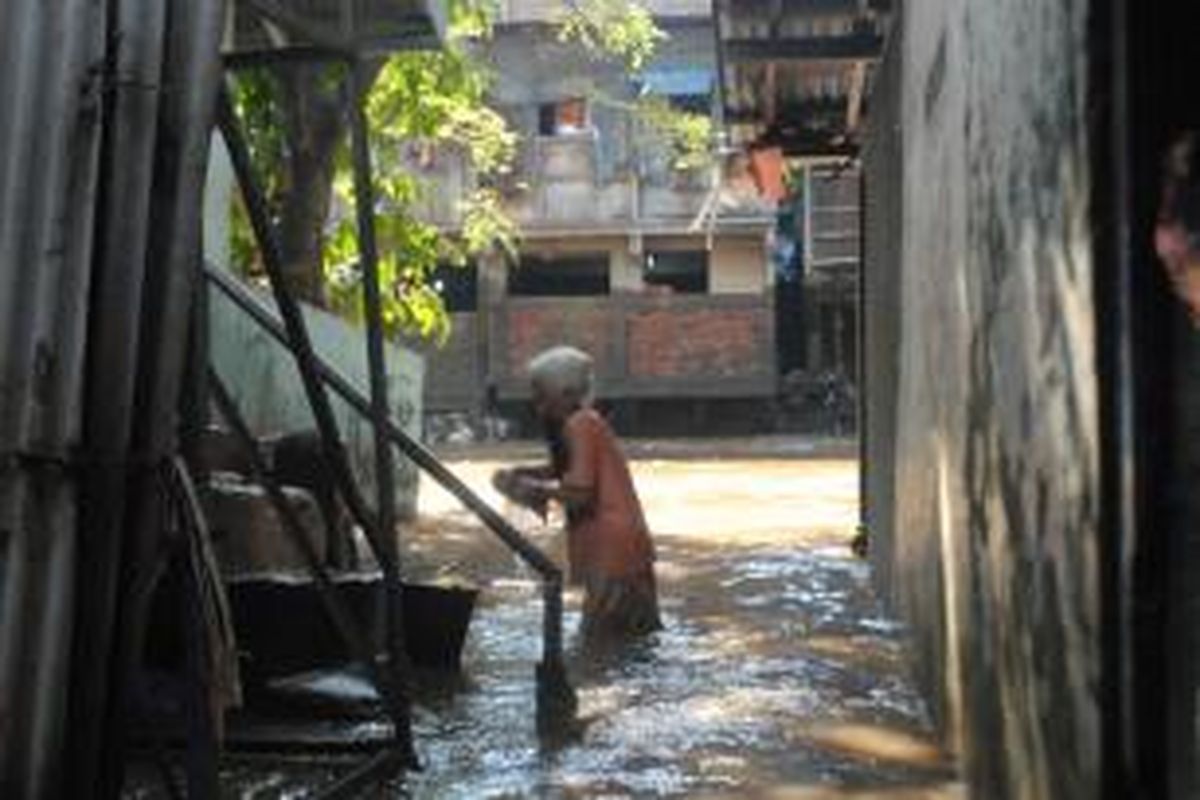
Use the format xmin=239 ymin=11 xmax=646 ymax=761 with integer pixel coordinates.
xmin=485 ymin=295 xmax=775 ymax=399
xmin=626 ymin=306 xmax=765 ymax=380
xmin=498 ymin=301 xmax=615 ymax=389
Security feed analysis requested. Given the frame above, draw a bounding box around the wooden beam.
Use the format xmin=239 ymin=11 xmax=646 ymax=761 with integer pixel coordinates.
xmin=722 ymin=32 xmax=883 ymax=62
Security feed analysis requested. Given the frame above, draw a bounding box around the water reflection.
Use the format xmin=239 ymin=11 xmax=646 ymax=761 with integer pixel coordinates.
xmin=125 ymin=456 xmax=961 ymax=798
xmin=396 ymin=457 xmax=957 ymax=798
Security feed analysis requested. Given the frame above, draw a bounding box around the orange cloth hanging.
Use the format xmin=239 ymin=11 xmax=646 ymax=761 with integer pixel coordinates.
xmin=749 ymin=146 xmax=787 ymax=202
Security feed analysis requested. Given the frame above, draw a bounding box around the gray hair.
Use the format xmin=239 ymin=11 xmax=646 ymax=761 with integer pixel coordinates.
xmin=528 ymin=346 xmax=594 ymax=403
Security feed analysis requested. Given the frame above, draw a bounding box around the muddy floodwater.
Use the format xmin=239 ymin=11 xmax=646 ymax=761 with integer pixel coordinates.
xmin=131 ymin=444 xmax=964 ymax=798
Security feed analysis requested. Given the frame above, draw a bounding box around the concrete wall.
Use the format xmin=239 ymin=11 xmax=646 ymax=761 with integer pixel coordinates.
xmin=867 ymin=2 xmax=1101 ymax=798
xmin=711 ymin=236 xmax=769 ymax=293
xmin=208 ymin=282 xmax=426 ymax=518
xmin=410 ymin=21 xmax=774 ymax=234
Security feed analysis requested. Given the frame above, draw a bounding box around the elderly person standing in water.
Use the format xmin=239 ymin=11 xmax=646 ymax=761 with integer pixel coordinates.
xmin=492 ymin=346 xmax=661 ymax=643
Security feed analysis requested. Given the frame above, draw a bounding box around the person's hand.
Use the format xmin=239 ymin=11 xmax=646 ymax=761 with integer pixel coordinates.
xmin=493 ymin=469 xmax=549 ymax=519
xmin=492 ymin=468 xmax=517 ymax=497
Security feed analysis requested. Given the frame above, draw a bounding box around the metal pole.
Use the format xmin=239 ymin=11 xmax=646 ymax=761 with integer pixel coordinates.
xmin=65 ymin=1 xmax=169 ymax=794
xmin=855 ymin=164 xmax=869 ymax=555
xmin=214 ymin=86 xmax=397 ymax=575
xmin=205 ymin=266 xmax=561 ymax=577
xmin=180 ymin=536 xmax=218 ymax=800
xmin=205 ymin=266 xmax=574 ymax=716
xmin=110 ymin=4 xmax=229 ymax=796
xmin=207 ymin=370 xmax=411 ymax=728
xmin=215 ymin=86 xmax=417 ymax=762
xmin=346 ymin=59 xmax=411 ymax=750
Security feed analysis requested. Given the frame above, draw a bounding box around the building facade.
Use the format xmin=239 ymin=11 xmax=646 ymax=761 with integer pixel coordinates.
xmin=413 ymin=0 xmax=790 ymax=436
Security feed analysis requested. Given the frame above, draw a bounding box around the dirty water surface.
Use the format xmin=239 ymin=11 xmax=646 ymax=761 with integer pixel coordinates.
xmin=133 ymin=449 xmax=962 ymax=798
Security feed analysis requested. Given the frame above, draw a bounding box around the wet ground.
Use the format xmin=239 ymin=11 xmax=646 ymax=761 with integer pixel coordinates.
xmin=393 ymin=449 xmax=961 ymax=799
xmin=128 ymin=441 xmax=964 ymax=798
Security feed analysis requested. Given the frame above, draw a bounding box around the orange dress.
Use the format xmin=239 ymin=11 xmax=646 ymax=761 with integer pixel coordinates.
xmin=558 ymin=409 xmax=660 ymax=638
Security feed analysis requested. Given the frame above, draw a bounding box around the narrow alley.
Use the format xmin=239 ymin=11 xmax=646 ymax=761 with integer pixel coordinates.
xmin=202 ymin=445 xmax=959 ymax=798
xmin=6 ymin=0 xmax=1199 ymax=797
xmin=397 ymin=447 xmax=960 ymax=798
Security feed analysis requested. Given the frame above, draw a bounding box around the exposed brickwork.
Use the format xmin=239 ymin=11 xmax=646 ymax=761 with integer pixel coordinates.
xmin=627 ymin=307 xmax=766 ymax=379
xmin=505 ymin=306 xmax=612 ymax=378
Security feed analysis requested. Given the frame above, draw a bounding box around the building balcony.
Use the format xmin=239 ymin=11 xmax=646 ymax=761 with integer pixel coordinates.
xmin=410 ymin=135 xmax=776 ymax=236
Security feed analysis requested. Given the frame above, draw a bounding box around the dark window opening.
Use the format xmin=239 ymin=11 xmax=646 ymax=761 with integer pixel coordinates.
xmin=643 ymin=250 xmax=708 ymax=294
xmin=537 ymin=98 xmax=588 ymax=136
xmin=509 ymin=253 xmax=610 ymax=296
xmin=431 ymin=262 xmax=478 ymax=312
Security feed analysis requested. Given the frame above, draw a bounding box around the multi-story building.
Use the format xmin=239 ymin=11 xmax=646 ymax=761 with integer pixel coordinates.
xmin=413 ymin=0 xmax=786 ymax=436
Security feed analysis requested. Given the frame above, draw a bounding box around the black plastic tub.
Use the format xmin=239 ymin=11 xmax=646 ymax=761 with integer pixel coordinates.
xmin=225 ymin=574 xmax=477 ymax=688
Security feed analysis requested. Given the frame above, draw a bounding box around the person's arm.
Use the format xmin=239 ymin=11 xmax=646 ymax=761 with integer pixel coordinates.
xmin=519 ymin=415 xmax=597 ymax=514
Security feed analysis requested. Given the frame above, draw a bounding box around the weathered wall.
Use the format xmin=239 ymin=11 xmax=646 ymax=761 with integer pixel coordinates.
xmin=868 ymin=1 xmax=1102 ymax=797
xmin=418 ymin=312 xmax=480 ymax=412
xmin=862 ymin=14 xmax=902 ymax=593
xmin=208 ymin=283 xmax=425 ymax=517
xmin=711 ymin=236 xmax=769 ymax=294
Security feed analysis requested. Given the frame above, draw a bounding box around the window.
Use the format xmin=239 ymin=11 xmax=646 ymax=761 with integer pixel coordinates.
xmin=537 ymin=98 xmax=588 ymax=136
xmin=643 ymin=250 xmax=708 ymax=294
xmin=508 ymin=253 xmax=610 ymax=296
xmin=431 ymin=262 xmax=478 ymax=312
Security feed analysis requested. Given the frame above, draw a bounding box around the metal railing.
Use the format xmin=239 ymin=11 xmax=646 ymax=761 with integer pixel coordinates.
xmin=204 ymin=264 xmax=575 ymax=719
xmin=212 ymin=70 xmax=575 ymax=795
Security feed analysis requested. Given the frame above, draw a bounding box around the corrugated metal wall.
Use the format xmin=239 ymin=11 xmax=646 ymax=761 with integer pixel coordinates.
xmin=0 ymin=2 xmax=226 ymax=796
xmin=0 ymin=3 xmax=109 ymax=796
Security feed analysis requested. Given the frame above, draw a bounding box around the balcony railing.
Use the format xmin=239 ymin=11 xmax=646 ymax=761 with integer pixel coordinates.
xmin=411 ymin=136 xmax=774 ymax=234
